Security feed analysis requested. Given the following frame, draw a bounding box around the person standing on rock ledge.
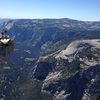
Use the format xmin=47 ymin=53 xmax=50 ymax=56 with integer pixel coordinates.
xmin=0 ymin=30 xmax=10 ymax=45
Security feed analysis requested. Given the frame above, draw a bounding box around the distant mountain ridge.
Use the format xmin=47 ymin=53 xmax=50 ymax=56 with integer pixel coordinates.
xmin=0 ymin=18 xmax=100 ymax=58
xmin=0 ymin=18 xmax=10 ymax=30
xmin=0 ymin=18 xmax=10 ymax=26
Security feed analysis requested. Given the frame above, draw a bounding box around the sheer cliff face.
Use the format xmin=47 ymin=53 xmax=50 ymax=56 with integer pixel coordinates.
xmin=33 ymin=39 xmax=100 ymax=100
xmin=0 ymin=18 xmax=100 ymax=100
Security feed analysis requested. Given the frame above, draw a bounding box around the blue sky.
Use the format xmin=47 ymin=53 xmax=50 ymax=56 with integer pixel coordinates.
xmin=0 ymin=0 xmax=100 ymax=21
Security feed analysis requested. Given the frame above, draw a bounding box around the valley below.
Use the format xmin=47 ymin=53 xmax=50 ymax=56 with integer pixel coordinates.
xmin=0 ymin=18 xmax=100 ymax=100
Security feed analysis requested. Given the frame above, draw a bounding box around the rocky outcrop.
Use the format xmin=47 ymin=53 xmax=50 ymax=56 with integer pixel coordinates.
xmin=33 ymin=39 xmax=100 ymax=100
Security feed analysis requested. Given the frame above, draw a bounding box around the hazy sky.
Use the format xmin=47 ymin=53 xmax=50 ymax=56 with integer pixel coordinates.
xmin=0 ymin=0 xmax=100 ymax=21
